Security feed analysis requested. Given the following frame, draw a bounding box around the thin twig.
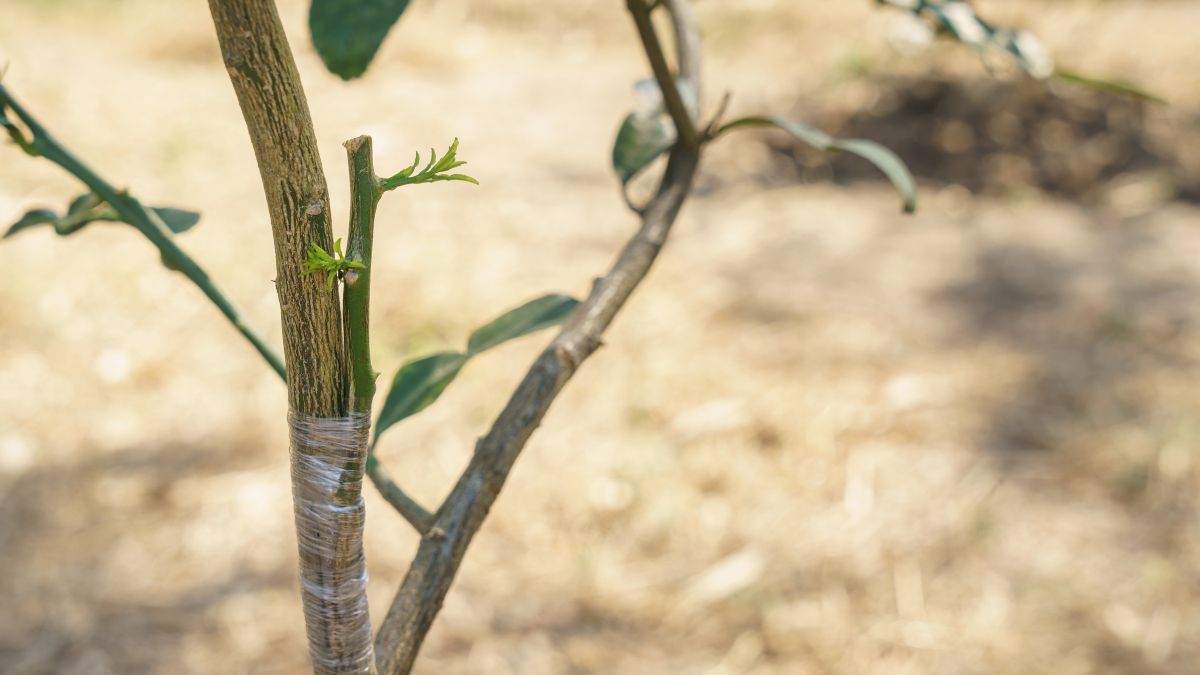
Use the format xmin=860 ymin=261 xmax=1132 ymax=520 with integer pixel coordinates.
xmin=0 ymin=84 xmax=287 ymax=380
xmin=367 ymin=455 xmax=435 ymax=534
xmin=626 ymin=0 xmax=700 ymax=149
xmin=372 ymin=2 xmax=704 ymax=672
xmin=702 ymin=90 xmax=733 ymax=140
xmin=663 ymin=0 xmax=701 ymax=97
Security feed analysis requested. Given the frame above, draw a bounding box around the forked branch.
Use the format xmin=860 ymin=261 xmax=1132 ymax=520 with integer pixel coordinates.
xmin=372 ymin=1 xmax=704 ymax=672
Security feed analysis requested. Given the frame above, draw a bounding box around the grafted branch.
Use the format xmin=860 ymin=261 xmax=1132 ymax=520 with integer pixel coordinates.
xmin=372 ymin=2 xmax=704 ymax=672
xmin=207 ymin=2 xmax=372 ymax=673
xmin=343 ymin=135 xmax=438 ymax=535
xmin=208 ymin=0 xmax=347 ymax=416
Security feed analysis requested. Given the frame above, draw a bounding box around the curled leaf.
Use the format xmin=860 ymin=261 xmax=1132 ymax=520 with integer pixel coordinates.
xmin=3 ymin=192 xmax=202 ymax=240
xmin=613 ymin=110 xmax=675 ymax=185
xmin=4 ymin=208 xmax=58 ymax=239
xmin=610 ymin=78 xmax=699 ymax=185
xmin=716 ymin=116 xmax=918 ymax=213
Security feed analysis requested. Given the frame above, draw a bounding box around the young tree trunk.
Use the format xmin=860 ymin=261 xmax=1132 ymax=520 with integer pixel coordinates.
xmin=207 ymin=1 xmax=374 ymax=672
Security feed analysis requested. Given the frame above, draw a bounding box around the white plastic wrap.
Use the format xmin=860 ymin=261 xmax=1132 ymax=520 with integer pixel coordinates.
xmin=288 ymin=410 xmax=375 ymax=674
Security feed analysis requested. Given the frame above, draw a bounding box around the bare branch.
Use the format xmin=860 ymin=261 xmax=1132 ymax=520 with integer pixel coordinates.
xmin=372 ymin=4 xmax=704 ymax=670
xmin=664 ymin=0 xmax=701 ymax=99
xmin=375 ymin=148 xmax=701 ymax=675
xmin=626 ymin=0 xmax=700 ymax=149
xmin=367 ymin=455 xmax=435 ymax=535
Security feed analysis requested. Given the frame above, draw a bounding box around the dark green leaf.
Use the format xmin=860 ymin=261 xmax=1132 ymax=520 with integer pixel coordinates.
xmin=612 ymin=111 xmax=675 ymax=184
xmin=3 ymin=193 xmax=202 ymax=240
xmin=153 ymin=207 xmax=201 ymax=234
xmin=374 ymin=352 xmax=467 ymax=441
xmin=309 ymin=0 xmax=412 ymax=80
xmin=67 ymin=193 xmax=98 ymax=216
xmin=4 ymin=208 xmax=57 ymax=239
xmin=467 ymin=294 xmax=579 ymax=356
xmin=717 ymin=116 xmax=918 ymax=213
xmin=373 ymin=293 xmax=581 ymax=444
xmin=4 ymin=194 xmax=105 ymax=239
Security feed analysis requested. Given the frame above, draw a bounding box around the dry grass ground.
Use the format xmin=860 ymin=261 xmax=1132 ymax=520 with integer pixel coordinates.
xmin=2 ymin=0 xmax=1200 ymax=673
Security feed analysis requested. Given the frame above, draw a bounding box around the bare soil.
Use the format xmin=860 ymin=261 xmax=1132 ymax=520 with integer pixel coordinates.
xmin=2 ymin=1 xmax=1200 ymax=673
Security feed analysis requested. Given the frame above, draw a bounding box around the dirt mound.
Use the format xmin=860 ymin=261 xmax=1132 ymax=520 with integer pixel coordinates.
xmin=776 ymin=75 xmax=1200 ymax=205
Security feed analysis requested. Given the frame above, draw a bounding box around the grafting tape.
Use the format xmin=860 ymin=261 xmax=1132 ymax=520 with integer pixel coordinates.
xmin=288 ymin=410 xmax=375 ymax=674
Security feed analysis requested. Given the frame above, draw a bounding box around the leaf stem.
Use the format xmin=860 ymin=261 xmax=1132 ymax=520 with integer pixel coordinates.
xmin=0 ymin=84 xmax=286 ymax=381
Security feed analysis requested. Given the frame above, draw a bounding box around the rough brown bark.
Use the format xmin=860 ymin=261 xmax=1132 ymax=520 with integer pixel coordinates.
xmin=207 ymin=2 xmax=373 ymax=673
xmin=208 ymin=0 xmax=347 ymax=416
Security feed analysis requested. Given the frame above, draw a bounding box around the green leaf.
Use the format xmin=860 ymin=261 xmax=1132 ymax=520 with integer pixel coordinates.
xmin=612 ymin=110 xmax=675 ymax=184
xmin=373 ymin=293 xmax=581 ymax=444
xmin=309 ymin=0 xmax=412 ymax=80
xmin=5 ymin=193 xmax=106 ymax=238
xmin=467 ymin=294 xmax=579 ymax=355
xmin=303 ymin=238 xmax=364 ymax=290
xmin=716 ymin=116 xmax=918 ymax=214
xmin=153 ymin=207 xmax=201 ymax=234
xmin=1053 ymin=68 xmax=1168 ymax=105
xmin=610 ymin=78 xmax=700 ymax=186
xmin=4 ymin=208 xmax=58 ymax=239
xmin=374 ymin=352 xmax=467 ymax=441
xmin=3 ymin=193 xmax=203 ymax=240
xmin=378 ymin=138 xmax=479 ymax=191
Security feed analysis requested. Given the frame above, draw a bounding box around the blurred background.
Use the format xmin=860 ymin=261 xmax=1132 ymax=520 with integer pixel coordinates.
xmin=2 ymin=0 xmax=1200 ymax=672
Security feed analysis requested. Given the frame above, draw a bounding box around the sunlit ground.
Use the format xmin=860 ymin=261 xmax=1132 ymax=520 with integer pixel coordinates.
xmin=2 ymin=0 xmax=1200 ymax=672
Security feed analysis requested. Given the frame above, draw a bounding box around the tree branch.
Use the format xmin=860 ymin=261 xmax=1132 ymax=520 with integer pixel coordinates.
xmin=208 ymin=2 xmax=372 ymax=673
xmin=208 ymin=0 xmax=347 ymax=416
xmin=626 ymin=0 xmax=700 ymax=149
xmin=343 ymin=135 xmax=380 ymax=414
xmin=342 ymin=136 xmax=438 ymax=535
xmin=372 ymin=4 xmax=704 ymax=670
xmin=374 ymin=146 xmax=701 ymax=675
xmin=367 ymin=454 xmax=435 ymax=534
xmin=0 ymin=84 xmax=287 ymax=380
xmin=663 ymin=0 xmax=701 ymax=102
